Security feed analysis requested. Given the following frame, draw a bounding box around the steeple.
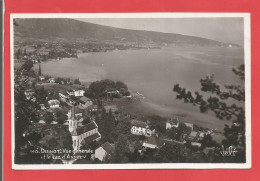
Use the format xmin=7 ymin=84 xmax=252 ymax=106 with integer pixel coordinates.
xmin=71 ymin=104 xmax=75 ymax=120
xmin=69 ymin=104 xmax=77 ymax=133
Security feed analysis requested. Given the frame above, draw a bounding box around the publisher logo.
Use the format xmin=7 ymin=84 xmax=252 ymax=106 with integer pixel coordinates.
xmin=220 ymin=145 xmax=238 ymax=157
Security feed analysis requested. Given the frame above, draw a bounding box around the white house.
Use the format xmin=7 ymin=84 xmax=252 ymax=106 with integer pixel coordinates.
xmin=48 ymin=99 xmax=60 ymax=108
xmin=48 ymin=78 xmax=55 ymax=83
xmin=79 ymin=96 xmax=93 ymax=109
xmin=191 ymin=142 xmax=202 ymax=147
xmin=75 ymin=90 xmax=85 ymax=97
xmin=59 ymin=92 xmax=69 ymax=102
xmin=142 ymin=136 xmax=164 ymax=149
xmin=39 ymin=76 xmax=45 ymax=81
xmin=131 ymin=120 xmax=153 ymax=137
xmin=67 ymin=89 xmax=85 ymax=97
xmin=166 ymin=117 xmax=179 ymax=129
xmin=94 ymin=142 xmax=115 ymax=161
xmin=68 ymin=106 xmax=101 ymax=150
xmin=39 ymin=104 xmax=46 ymax=110
xmin=38 ymin=120 xmax=46 ymax=124
xmin=184 ymin=123 xmax=194 ymax=130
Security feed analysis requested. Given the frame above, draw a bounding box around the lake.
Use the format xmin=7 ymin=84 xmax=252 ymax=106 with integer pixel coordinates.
xmin=38 ymin=46 xmax=244 ymax=130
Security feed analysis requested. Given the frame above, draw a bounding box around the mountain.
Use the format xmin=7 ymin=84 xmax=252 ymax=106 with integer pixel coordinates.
xmin=14 ymin=18 xmax=231 ymax=47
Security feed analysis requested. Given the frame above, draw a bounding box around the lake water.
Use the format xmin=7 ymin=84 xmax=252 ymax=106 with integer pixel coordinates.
xmin=39 ymin=47 xmax=244 ymax=130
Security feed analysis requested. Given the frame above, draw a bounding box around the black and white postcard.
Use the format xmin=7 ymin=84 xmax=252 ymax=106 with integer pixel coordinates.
xmin=11 ymin=13 xmax=251 ymax=169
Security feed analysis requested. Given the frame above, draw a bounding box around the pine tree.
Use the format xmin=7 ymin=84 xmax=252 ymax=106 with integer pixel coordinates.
xmin=173 ymin=64 xmax=245 ymax=163
xmin=38 ymin=63 xmax=41 ymax=76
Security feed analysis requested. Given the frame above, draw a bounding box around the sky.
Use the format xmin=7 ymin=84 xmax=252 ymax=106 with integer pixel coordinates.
xmin=76 ymin=18 xmax=244 ymax=45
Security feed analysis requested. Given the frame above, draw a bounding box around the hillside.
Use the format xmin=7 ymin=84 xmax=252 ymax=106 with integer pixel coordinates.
xmin=13 ymin=18 xmax=234 ymax=47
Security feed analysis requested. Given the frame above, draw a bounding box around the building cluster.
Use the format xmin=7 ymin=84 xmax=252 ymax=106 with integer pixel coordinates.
xmin=21 ymin=71 xmax=215 ymax=164
xmin=165 ymin=118 xmax=214 ymax=147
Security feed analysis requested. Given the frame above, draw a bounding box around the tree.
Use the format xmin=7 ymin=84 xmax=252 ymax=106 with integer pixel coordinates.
xmin=14 ymin=77 xmax=39 ymax=163
xmin=116 ymin=81 xmax=128 ymax=90
xmin=22 ymin=60 xmax=33 ymax=72
xmin=45 ymin=112 xmax=54 ymax=124
xmin=56 ymin=110 xmax=68 ymax=125
xmin=148 ymin=115 xmax=167 ymax=135
xmin=200 ymin=134 xmax=218 ymax=149
xmin=16 ymin=48 xmax=22 ymax=59
xmin=74 ymin=78 xmax=81 ymax=85
xmin=63 ymin=133 xmax=73 ymax=150
xmin=112 ymin=134 xmax=129 ymax=163
xmin=35 ymin=86 xmax=47 ymax=104
xmin=82 ymin=117 xmax=91 ymax=125
xmin=38 ymin=63 xmax=41 ymax=76
xmin=155 ymin=142 xmax=187 ymax=163
xmin=23 ymin=48 xmax=27 ymax=55
xmin=173 ymin=64 xmax=245 ymax=163
xmin=98 ymin=109 xmax=116 ymax=143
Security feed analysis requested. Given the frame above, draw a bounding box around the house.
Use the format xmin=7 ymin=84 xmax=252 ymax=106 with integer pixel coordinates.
xmin=32 ymin=59 xmax=38 ymax=63
xmin=106 ymin=90 xmax=121 ymax=97
xmin=184 ymin=123 xmax=194 ymax=130
xmin=59 ymin=90 xmax=69 ymax=102
xmin=38 ymin=120 xmax=46 ymax=124
xmin=39 ymin=76 xmax=45 ymax=81
xmin=48 ymin=99 xmax=60 ymax=108
xmin=39 ymin=104 xmax=46 ymax=110
xmin=187 ymin=131 xmax=199 ymax=141
xmin=129 ymin=141 xmax=143 ymax=153
xmin=68 ymin=106 xmax=101 ymax=150
xmin=142 ymin=136 xmax=164 ymax=149
xmin=79 ymin=96 xmax=93 ymax=109
xmin=24 ymin=89 xmax=35 ymax=100
xmin=198 ymin=132 xmax=205 ymax=140
xmin=74 ymin=89 xmax=85 ymax=97
xmin=94 ymin=142 xmax=115 ymax=161
xmin=131 ymin=120 xmax=153 ymax=137
xmin=90 ymin=105 xmax=98 ymax=113
xmin=67 ymin=89 xmax=85 ymax=97
xmin=68 ymin=90 xmax=76 ymax=96
xmin=51 ymin=121 xmax=58 ymax=125
xmin=48 ymin=78 xmax=55 ymax=83
xmin=166 ymin=117 xmax=179 ymax=129
xmin=191 ymin=142 xmax=202 ymax=147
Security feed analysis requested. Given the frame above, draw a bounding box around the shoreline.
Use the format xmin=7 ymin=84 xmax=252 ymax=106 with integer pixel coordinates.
xmin=34 ymin=47 xmax=240 ymax=131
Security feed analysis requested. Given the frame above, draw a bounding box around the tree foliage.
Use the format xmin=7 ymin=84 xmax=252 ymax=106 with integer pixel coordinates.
xmin=22 ymin=60 xmax=34 ymax=72
xmin=44 ymin=111 xmax=54 ymax=124
xmin=173 ymin=64 xmax=245 ymax=162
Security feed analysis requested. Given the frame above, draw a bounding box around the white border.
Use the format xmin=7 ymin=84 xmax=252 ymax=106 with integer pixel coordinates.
xmin=10 ymin=13 xmax=251 ymax=170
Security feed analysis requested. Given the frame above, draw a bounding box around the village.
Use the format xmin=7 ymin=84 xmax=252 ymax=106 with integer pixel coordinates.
xmin=14 ymin=38 xmax=161 ymax=67
xmin=14 ymin=48 xmax=223 ymax=164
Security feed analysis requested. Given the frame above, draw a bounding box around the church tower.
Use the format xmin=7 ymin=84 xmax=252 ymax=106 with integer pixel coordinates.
xmin=69 ymin=105 xmax=77 ymax=133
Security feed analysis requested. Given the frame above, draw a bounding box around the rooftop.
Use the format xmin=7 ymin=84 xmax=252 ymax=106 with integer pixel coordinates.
xmin=48 ymin=99 xmax=60 ymax=105
xmin=80 ymin=96 xmax=91 ymax=103
xmin=75 ymin=121 xmax=98 ymax=135
xmin=131 ymin=120 xmax=148 ymax=128
xmin=144 ymin=136 xmax=164 ymax=147
xmin=101 ymin=142 xmax=115 ymax=155
xmin=189 ymin=131 xmax=198 ymax=138
xmin=104 ymin=105 xmax=118 ymax=112
xmin=83 ymin=133 xmax=101 ymax=145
